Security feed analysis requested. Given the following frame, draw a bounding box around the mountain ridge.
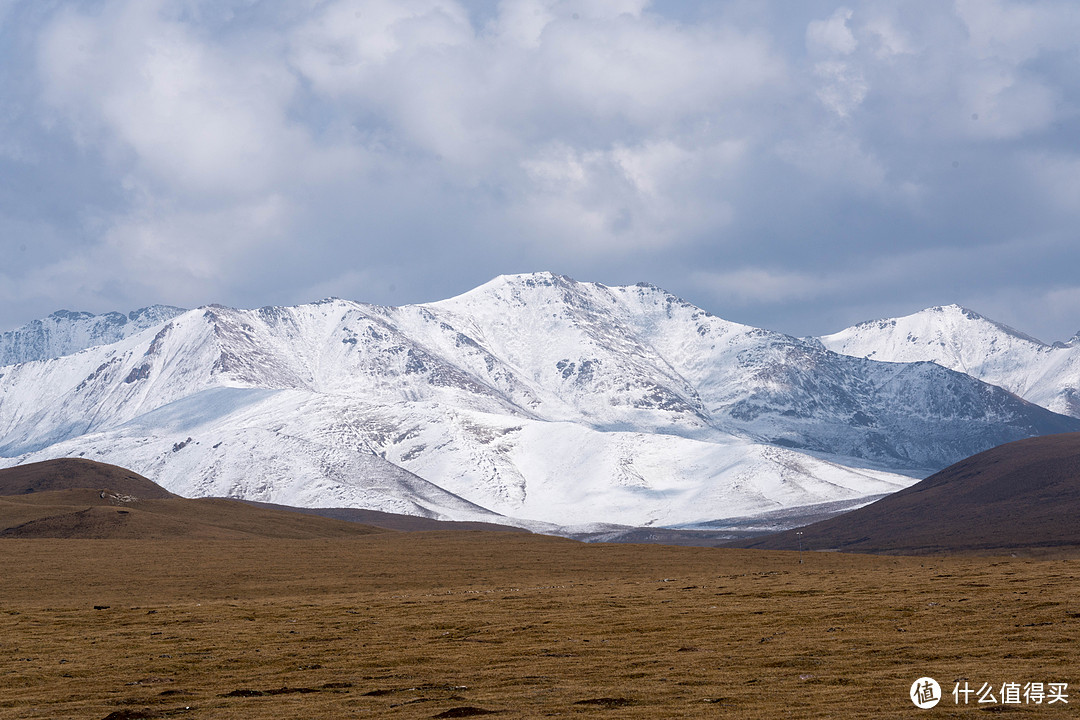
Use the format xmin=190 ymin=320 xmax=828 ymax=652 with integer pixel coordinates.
xmin=819 ymin=303 xmax=1080 ymax=418
xmin=2 ymin=273 xmax=1078 ymax=529
xmin=0 ymin=305 xmax=186 ymax=366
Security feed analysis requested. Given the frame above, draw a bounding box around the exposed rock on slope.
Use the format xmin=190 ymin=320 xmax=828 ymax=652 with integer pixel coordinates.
xmin=2 ymin=274 xmax=1077 ymax=528
xmin=820 ymin=304 xmax=1080 ymax=418
xmin=0 ymin=306 xmax=184 ymax=366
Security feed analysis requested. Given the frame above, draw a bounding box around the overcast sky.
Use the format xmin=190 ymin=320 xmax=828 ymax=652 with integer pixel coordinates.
xmin=1 ymin=0 xmax=1079 ymax=341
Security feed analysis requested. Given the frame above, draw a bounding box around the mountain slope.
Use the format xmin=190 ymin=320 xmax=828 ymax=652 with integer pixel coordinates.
xmin=820 ymin=304 xmax=1080 ymax=418
xmin=736 ymin=432 xmax=1080 ymax=554
xmin=0 ymin=459 xmax=389 ymax=539
xmin=0 ymin=306 xmax=185 ymax=366
xmin=427 ymin=276 xmax=1079 ymax=469
xmin=0 ymin=457 xmax=176 ymax=498
xmin=10 ymin=389 xmax=907 ymax=528
xmin=1 ymin=274 xmax=1077 ymax=528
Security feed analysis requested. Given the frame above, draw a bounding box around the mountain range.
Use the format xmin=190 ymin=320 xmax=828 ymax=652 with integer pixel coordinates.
xmin=819 ymin=304 xmax=1080 ymax=418
xmin=1 ymin=273 xmax=1077 ymax=530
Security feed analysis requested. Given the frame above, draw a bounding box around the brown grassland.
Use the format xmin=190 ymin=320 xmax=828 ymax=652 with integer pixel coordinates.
xmin=1 ymin=533 xmax=1077 ymax=719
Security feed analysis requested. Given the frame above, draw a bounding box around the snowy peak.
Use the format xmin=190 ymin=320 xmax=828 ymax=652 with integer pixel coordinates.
xmin=435 ymin=271 xmax=581 ymax=306
xmin=1055 ymin=330 xmax=1080 ymax=349
xmin=820 ymin=304 xmax=1046 ymax=371
xmin=429 ymin=273 xmax=714 ymax=424
xmin=0 ymin=305 xmax=187 ymax=366
xmin=433 ymin=277 xmax=1077 ymax=468
xmin=3 ymin=275 xmax=1080 ymax=529
xmin=935 ymin=305 xmax=1046 ymax=346
xmin=821 ymin=305 xmax=1080 ymax=418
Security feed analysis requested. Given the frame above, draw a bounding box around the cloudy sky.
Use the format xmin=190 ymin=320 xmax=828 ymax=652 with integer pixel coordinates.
xmin=1 ymin=0 xmax=1079 ymax=341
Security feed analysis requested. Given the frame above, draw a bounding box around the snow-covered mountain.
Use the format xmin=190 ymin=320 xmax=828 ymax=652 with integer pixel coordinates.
xmin=819 ymin=304 xmax=1080 ymax=418
xmin=0 ymin=305 xmax=185 ymax=366
xmin=2 ymin=274 xmax=1077 ymax=529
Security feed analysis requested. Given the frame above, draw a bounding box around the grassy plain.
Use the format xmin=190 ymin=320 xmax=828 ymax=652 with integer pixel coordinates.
xmin=1 ymin=533 xmax=1077 ymax=719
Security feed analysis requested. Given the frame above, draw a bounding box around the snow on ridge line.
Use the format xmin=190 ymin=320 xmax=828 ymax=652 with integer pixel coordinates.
xmin=819 ymin=303 xmax=1080 ymax=419
xmin=0 ymin=304 xmax=187 ymax=366
xmin=2 ymin=272 xmax=1079 ymax=528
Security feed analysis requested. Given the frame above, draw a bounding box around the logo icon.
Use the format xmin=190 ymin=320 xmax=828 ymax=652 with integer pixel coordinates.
xmin=911 ymin=677 xmax=941 ymax=709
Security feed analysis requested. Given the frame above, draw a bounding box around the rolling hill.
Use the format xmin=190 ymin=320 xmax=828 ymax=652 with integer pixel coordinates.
xmin=0 ymin=458 xmax=390 ymax=539
xmin=736 ymin=432 xmax=1080 ymax=554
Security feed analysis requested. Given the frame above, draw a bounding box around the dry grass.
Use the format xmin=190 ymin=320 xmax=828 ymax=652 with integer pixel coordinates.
xmin=0 ymin=491 xmax=389 ymax=540
xmin=1 ymin=533 xmax=1077 ymax=719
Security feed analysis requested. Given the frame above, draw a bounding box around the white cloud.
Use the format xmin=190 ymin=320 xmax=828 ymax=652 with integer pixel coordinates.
xmin=283 ymin=0 xmax=784 ymax=250
xmin=287 ymin=0 xmax=785 ymax=166
xmin=490 ymin=0 xmax=555 ymax=47
xmin=4 ymin=0 xmax=1080 ymax=343
xmin=531 ymin=15 xmax=785 ymax=128
xmin=32 ymin=0 xmax=367 ymax=307
xmin=812 ymin=59 xmax=867 ymax=117
xmin=288 ymin=0 xmax=474 ymax=95
xmin=690 ymin=240 xmax=1042 ymax=312
xmin=805 ymin=8 xmax=867 ymax=117
xmin=957 ymin=68 xmax=1059 ymax=141
xmin=514 ymin=137 xmax=740 ymax=252
xmin=806 ymin=7 xmax=857 ymax=57
xmin=103 ymin=195 xmax=294 ymax=283
xmin=0 ymin=193 xmax=296 ymax=314
xmin=862 ymin=15 xmax=914 ymax=58
xmin=38 ymin=1 xmax=317 ymax=199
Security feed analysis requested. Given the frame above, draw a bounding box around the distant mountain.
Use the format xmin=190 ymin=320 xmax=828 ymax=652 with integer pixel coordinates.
xmin=736 ymin=432 xmax=1080 ymax=554
xmin=0 ymin=305 xmax=186 ymax=366
xmin=1 ymin=274 xmax=1077 ymax=529
xmin=819 ymin=304 xmax=1080 ymax=418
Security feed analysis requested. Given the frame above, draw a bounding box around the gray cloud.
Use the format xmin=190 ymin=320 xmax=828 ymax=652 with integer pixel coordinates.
xmin=1 ymin=0 xmax=1078 ymax=343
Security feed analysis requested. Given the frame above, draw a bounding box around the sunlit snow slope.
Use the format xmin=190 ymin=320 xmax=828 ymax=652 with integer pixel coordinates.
xmin=819 ymin=304 xmax=1080 ymax=418
xmin=2 ymin=274 xmax=1076 ymax=528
